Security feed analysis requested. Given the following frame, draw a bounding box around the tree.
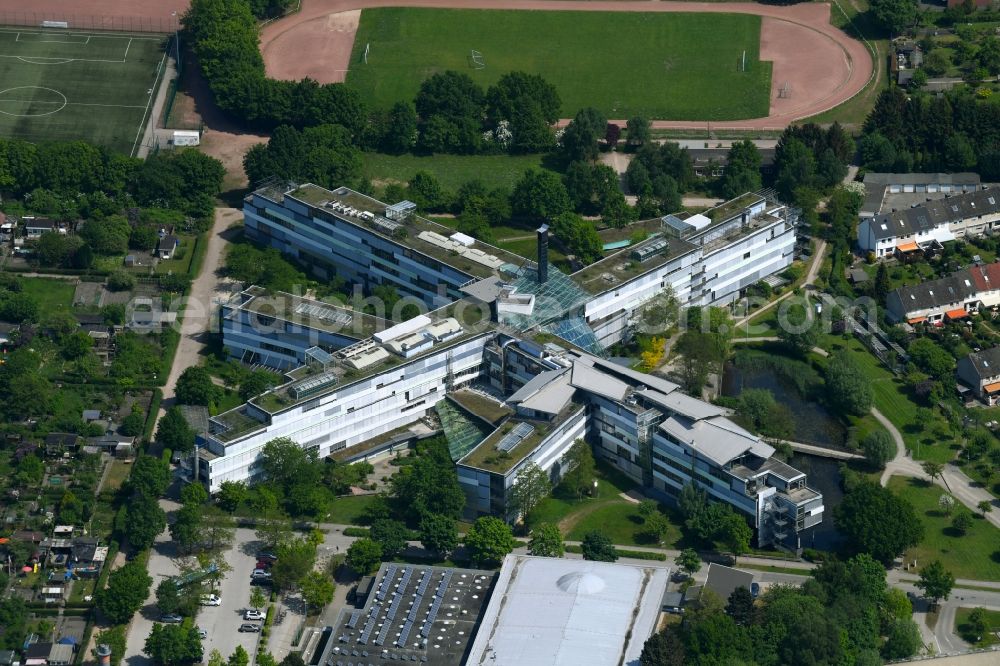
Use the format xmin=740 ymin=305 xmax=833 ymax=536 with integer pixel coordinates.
xmin=243 ymin=124 xmax=361 ymax=189
xmin=97 ymin=559 xmax=153 ymax=624
xmin=639 ymin=628 xmax=685 ymax=666
xmin=464 ymin=516 xmax=516 ymax=566
xmin=239 ymin=370 xmax=276 ymax=402
xmin=271 ymin=538 xmax=317 ymax=590
xmin=909 ymin=338 xmax=956 ymax=377
xmin=559 ymin=439 xmax=596 ymax=498
xmin=719 ymin=513 xmax=752 ymax=559
xmin=967 ymin=607 xmax=990 ymax=642
xmin=951 ymin=510 xmax=973 ymax=534
xmin=93 ymin=626 xmax=127 ymax=666
xmin=776 ymin=299 xmax=818 ymax=357
xmin=580 ymin=530 xmax=618 ymax=562
xmin=143 ymin=623 xmax=202 ymax=666
xmin=255 ymin=519 xmax=293 ymax=550
xmin=81 ymin=215 xmax=131 ymax=255
xmin=869 ymin=0 xmax=917 ymax=34
xmin=719 ymin=140 xmax=762 ymax=199
xmin=977 ymin=500 xmax=992 ymax=516
xmin=155 ymin=579 xmax=181 ymax=615
xmin=120 ymin=409 xmax=145 ymax=437
xmin=677 ymin=548 xmax=701 ymax=577
xmin=938 ymin=493 xmax=956 ymax=516
xmin=508 ymin=463 xmax=551 ymax=522
xmin=726 ymin=586 xmax=754 ymax=626
xmin=626 ymin=116 xmax=651 ymax=148
xmin=418 ymin=513 xmax=458 ymax=558
xmin=408 ymin=171 xmax=450 ymax=212
xmin=389 ymin=437 xmax=465 ymax=521
xmin=216 ymin=481 xmax=249 ymax=514
xmin=825 ymin=351 xmax=874 ymax=417
xmin=382 ymin=102 xmax=417 ymax=154
xmin=834 ymin=481 xmax=923 ymax=564
xmin=922 ymin=461 xmax=944 ymax=485
xmin=511 ymin=168 xmax=571 ymax=222
xmin=916 ymin=560 xmax=955 ymax=607
xmin=370 ymin=519 xmax=409 ymax=560
xmin=259 ymin=436 xmax=321 ymax=496
xmin=527 ymin=523 xmax=564 ymax=557
xmin=227 ymin=647 xmax=248 ymax=666
xmin=128 ymin=455 xmax=172 ymax=499
xmin=107 ymin=270 xmax=135 ymax=292
xmin=249 ymin=587 xmax=267 ymax=612
xmin=175 ymin=366 xmax=219 ymax=407
xmin=123 ymin=494 xmax=167 ymax=550
xmin=638 ymin=511 xmax=671 ymax=545
xmin=862 ymin=430 xmax=896 ymax=470
xmin=299 ymin=571 xmax=335 ymax=613
xmin=170 ymin=503 xmax=203 ymax=554
xmin=346 ymin=538 xmax=382 ymax=575
xmin=561 ymin=108 xmax=606 ymax=162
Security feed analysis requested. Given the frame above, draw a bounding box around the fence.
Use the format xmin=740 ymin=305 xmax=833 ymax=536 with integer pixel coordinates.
xmin=0 ymin=11 xmax=180 ymax=34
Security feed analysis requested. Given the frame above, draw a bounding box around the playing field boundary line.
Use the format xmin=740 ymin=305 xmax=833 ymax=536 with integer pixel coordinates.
xmin=14 ymin=32 xmax=90 ymax=44
xmin=0 ymin=28 xmax=161 ymax=40
xmin=131 ymin=48 xmax=167 ymax=158
xmin=123 ymin=37 xmax=132 ymax=62
xmin=0 ymin=54 xmax=128 ymax=64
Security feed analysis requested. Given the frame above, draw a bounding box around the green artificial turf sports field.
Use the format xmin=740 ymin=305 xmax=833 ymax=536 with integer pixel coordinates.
xmin=347 ymin=8 xmax=772 ymax=121
xmin=0 ymin=28 xmax=167 ymax=155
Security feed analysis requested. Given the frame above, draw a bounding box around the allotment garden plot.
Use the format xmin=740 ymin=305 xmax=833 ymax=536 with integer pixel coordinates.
xmin=0 ymin=28 xmax=167 ymax=155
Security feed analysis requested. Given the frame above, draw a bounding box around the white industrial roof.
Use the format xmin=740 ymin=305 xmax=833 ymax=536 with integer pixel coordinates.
xmin=659 ymin=414 xmax=774 ymax=466
xmin=569 ymin=360 xmax=629 ymax=401
xmin=638 ymin=388 xmax=726 ymax=421
xmin=508 ymin=368 xmax=574 ymax=415
xmin=465 ymin=555 xmax=669 ymax=666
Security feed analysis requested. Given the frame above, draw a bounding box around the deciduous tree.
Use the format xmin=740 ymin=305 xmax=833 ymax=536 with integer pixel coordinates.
xmin=527 ymin=523 xmax=564 ymax=557
xmin=580 ymin=530 xmax=617 ymax=562
xmin=464 ymin=516 xmax=516 ymax=566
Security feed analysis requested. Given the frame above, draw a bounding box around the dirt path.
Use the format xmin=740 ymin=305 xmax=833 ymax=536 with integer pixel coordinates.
xmin=260 ymin=0 xmax=873 ymax=130
xmin=151 ymin=208 xmax=241 ymax=440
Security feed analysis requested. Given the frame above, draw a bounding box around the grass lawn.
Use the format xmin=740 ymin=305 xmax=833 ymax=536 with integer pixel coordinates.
xmin=348 ymin=8 xmax=771 ymax=120
xmin=888 ymin=476 xmax=1000 ymax=581
xmin=955 ymin=607 xmax=1000 ymax=647
xmin=154 ymin=235 xmax=196 ymax=274
xmin=0 ymin=29 xmax=167 ymax=155
xmin=19 ymin=276 xmax=75 ymax=314
xmin=818 ymin=335 xmax=958 ymax=464
xmin=363 ymin=152 xmax=547 ymax=192
xmin=326 ymin=494 xmax=380 ymax=525
xmin=101 ymin=459 xmax=132 ymax=493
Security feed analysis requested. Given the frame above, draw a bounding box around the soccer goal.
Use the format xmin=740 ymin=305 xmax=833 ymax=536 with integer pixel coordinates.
xmin=470 ymin=49 xmax=485 ymax=70
xmin=778 ymin=82 xmax=792 ymax=99
xmin=363 ymin=42 xmax=370 ymax=64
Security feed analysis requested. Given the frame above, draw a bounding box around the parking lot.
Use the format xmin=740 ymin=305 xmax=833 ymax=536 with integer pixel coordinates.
xmin=123 ymin=527 xmax=265 ymax=666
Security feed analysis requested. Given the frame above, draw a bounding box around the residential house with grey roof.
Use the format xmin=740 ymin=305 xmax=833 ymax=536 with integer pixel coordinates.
xmin=886 ymin=261 xmax=1000 ymax=324
xmin=858 ymin=187 xmax=1000 ymax=259
xmin=957 ymin=346 xmax=1000 ymax=405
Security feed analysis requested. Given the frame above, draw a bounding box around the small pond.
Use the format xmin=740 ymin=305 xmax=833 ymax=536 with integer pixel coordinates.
xmin=721 ymin=361 xmax=848 ymax=449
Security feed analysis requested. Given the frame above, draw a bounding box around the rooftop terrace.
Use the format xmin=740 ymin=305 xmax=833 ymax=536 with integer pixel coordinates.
xmin=458 ymin=403 xmax=584 ymax=475
xmin=281 ymin=184 xmax=528 ymax=280
xmin=228 ymin=286 xmax=389 ymax=339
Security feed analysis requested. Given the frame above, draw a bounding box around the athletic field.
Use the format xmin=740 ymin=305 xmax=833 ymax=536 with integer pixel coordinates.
xmin=346 ymin=8 xmax=772 ymax=121
xmin=0 ymin=28 xmax=167 ymax=155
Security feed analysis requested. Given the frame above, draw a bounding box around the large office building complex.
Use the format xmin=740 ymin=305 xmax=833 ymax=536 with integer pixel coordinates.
xmin=195 ymin=183 xmax=816 ymax=549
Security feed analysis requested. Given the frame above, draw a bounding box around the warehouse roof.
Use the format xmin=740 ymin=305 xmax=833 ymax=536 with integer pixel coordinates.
xmin=465 ymin=555 xmax=668 ymax=666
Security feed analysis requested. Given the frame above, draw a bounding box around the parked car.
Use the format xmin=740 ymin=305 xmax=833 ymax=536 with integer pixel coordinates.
xmin=251 ymin=569 xmax=271 ymax=578
xmin=199 ymin=594 xmax=221 ymax=606
xmin=256 ymin=552 xmax=278 ymax=563
xmin=197 ymin=628 xmax=208 ymax=639
xmin=160 ymin=614 xmax=184 ymax=624
xmin=255 ymin=560 xmax=273 ymax=570
xmin=750 ymin=583 xmax=760 ymax=599
xmin=238 ymin=623 xmax=261 ymax=633
xmin=244 ymin=609 xmax=265 ymax=621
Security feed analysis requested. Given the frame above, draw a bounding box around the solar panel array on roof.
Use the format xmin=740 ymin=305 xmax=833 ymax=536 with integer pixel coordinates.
xmin=496 ymin=422 xmax=535 ymax=453
xmin=296 ymin=302 xmax=353 ymax=325
xmin=631 ymin=238 xmax=669 ymax=262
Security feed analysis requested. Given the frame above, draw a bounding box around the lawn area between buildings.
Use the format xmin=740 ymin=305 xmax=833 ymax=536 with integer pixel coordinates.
xmin=326 ymin=493 xmax=381 ymax=525
xmin=888 ymin=476 xmax=1000 ymax=581
xmin=348 ymin=8 xmax=771 ymax=120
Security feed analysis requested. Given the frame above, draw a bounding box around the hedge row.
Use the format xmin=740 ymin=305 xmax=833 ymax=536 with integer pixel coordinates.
xmin=564 ymin=545 xmax=667 ymax=561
